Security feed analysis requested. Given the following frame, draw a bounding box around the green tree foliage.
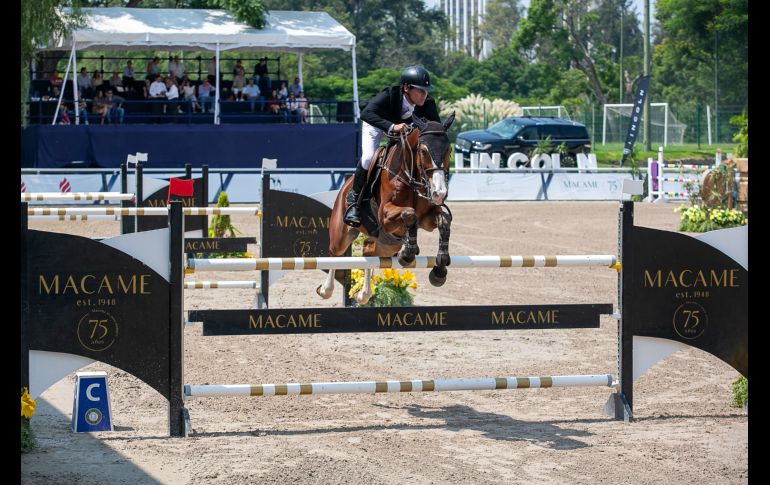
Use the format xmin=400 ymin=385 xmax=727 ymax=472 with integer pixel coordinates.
xmin=480 ymin=0 xmax=524 ymax=50
xmin=21 ymin=1 xmax=85 ymax=123
xmin=260 ymin=0 xmax=447 ymax=76
xmin=512 ymin=0 xmax=644 ymax=105
xmin=653 ymin=0 xmax=747 ymax=111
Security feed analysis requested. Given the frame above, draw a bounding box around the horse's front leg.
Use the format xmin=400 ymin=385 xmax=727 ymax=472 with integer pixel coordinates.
xmin=429 ymin=205 xmax=452 ymax=287
xmin=398 ymin=224 xmax=420 ymax=266
xmin=381 ymin=203 xmax=418 ymax=266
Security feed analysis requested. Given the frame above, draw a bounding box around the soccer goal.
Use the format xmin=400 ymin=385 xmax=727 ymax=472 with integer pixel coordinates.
xmin=602 ymin=102 xmax=687 ymax=146
xmin=521 ymin=105 xmax=571 ymax=120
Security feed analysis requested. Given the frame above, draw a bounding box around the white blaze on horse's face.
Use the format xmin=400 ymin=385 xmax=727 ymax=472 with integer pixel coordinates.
xmin=430 ymin=170 xmax=447 ymax=205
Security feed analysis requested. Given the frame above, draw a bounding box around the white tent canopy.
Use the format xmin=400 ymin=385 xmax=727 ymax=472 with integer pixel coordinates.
xmin=50 ymin=8 xmax=356 ymax=53
xmin=46 ymin=8 xmax=359 ymax=124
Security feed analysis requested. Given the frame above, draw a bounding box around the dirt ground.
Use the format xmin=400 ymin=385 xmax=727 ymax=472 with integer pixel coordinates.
xmin=21 ymin=201 xmax=748 ymax=484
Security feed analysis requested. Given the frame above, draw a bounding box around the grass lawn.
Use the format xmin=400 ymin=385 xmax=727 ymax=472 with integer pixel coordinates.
xmin=594 ymin=143 xmax=739 ymax=167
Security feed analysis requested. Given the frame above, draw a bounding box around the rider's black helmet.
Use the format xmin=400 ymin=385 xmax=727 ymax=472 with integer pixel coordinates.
xmin=401 ymin=65 xmax=433 ymax=91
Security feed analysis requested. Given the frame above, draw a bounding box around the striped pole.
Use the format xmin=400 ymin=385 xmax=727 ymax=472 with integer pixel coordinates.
xmin=29 ymin=214 xmax=122 ymax=221
xmin=184 ymin=280 xmax=260 ymax=289
xmin=21 ymin=192 xmax=135 ymax=202
xmin=185 ymin=374 xmax=614 ymax=397
xmin=187 ymin=255 xmax=617 ymax=272
xmin=27 ymin=207 xmax=262 ymax=217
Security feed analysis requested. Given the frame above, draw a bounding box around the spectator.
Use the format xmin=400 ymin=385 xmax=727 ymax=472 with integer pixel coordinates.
xmin=288 ymin=77 xmax=302 ymax=97
xmin=181 ymin=78 xmax=201 ymax=113
xmin=49 ymin=70 xmax=64 ymax=89
xmin=198 ymin=78 xmax=215 ymax=113
xmin=146 ymin=56 xmax=161 ymax=81
xmin=286 ymin=91 xmax=301 ymax=123
xmin=233 ymin=59 xmax=245 ymax=78
xmin=103 ymin=90 xmax=125 ymax=124
xmin=232 ymin=70 xmax=246 ymax=101
xmin=148 ymin=75 xmax=167 ymax=121
xmin=242 ymin=77 xmax=262 ymax=112
xmin=92 ymin=90 xmax=108 ymax=124
xmin=91 ymin=70 xmax=104 ymax=93
xmin=254 ymin=58 xmax=271 ymax=90
xmin=109 ymin=70 xmax=122 ymax=90
xmin=266 ymin=89 xmax=281 ymax=114
xmin=76 ymin=67 xmax=93 ymax=98
xmin=75 ymin=93 xmax=90 ymax=124
xmin=296 ymin=91 xmax=309 ymax=123
xmin=164 ymin=77 xmax=180 ymax=116
xmin=169 ymin=55 xmax=186 ymax=83
xmin=277 ymin=81 xmax=288 ymax=100
xmin=122 ymin=60 xmax=135 ymax=90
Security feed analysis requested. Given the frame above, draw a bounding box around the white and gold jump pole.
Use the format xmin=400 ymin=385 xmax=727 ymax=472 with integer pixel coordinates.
xmin=27 ymin=207 xmax=262 ymax=217
xmin=187 ymin=255 xmax=617 ymax=272
xmin=185 ymin=374 xmax=614 ymax=397
xmin=21 ymin=192 xmax=135 ymax=202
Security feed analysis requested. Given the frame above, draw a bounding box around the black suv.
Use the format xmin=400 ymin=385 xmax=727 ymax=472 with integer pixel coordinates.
xmin=454 ymin=116 xmax=592 ymax=168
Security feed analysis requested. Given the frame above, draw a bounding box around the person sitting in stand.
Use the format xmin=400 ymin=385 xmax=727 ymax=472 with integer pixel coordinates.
xmin=146 ymin=56 xmax=161 ymax=81
xmin=168 ymin=55 xmax=186 ymax=83
xmin=197 ymin=78 xmax=215 ymax=113
xmin=288 ymin=77 xmax=302 ymax=97
xmin=49 ymin=70 xmax=64 ymax=90
xmin=76 ymin=67 xmax=93 ymax=98
xmin=122 ymin=60 xmax=135 ymax=91
xmin=344 ymin=65 xmax=441 ymax=227
xmin=277 ymin=81 xmax=288 ymax=100
xmin=232 ymin=69 xmax=246 ymax=101
xmin=286 ymin=91 xmax=301 ymax=123
xmin=296 ymin=91 xmax=309 ymax=123
xmin=104 ymin=90 xmax=125 ymax=124
xmin=242 ymin=77 xmax=262 ymax=112
xmin=181 ymin=78 xmax=201 ymax=113
xmin=109 ymin=70 xmax=122 ymax=91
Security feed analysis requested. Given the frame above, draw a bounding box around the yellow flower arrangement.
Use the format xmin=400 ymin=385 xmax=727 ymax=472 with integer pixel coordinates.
xmin=349 ymin=268 xmax=418 ymax=307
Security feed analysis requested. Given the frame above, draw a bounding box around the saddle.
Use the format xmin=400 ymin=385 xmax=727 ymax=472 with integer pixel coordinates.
xmin=357 ymin=140 xmax=401 ymax=239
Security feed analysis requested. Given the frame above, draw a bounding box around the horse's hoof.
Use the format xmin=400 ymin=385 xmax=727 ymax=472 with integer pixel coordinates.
xmin=429 ymin=267 xmax=447 ymax=287
xmin=437 ymin=253 xmax=451 ymax=267
xmin=398 ymin=252 xmax=415 ymax=267
xmin=316 ymin=285 xmax=332 ymax=299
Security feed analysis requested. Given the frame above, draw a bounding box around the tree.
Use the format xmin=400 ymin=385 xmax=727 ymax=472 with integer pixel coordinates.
xmin=21 ymin=1 xmax=85 ymax=124
xmin=480 ymin=0 xmax=524 ymax=51
xmin=512 ymin=0 xmax=644 ymax=106
xmin=653 ymin=0 xmax=747 ymax=111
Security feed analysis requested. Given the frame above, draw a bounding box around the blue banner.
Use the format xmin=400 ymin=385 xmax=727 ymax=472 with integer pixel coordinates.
xmin=620 ymin=76 xmax=650 ymax=167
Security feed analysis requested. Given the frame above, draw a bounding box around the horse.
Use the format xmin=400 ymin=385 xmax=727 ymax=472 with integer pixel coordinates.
xmin=316 ymin=112 xmax=456 ymax=304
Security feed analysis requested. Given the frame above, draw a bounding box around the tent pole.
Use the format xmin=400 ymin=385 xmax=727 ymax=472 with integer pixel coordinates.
xmin=52 ymin=46 xmax=75 ymax=125
xmin=351 ymin=45 xmax=360 ymax=120
xmin=215 ymin=45 xmax=220 ymax=125
xmin=298 ymin=53 xmax=304 ymax=89
xmin=73 ymin=46 xmax=80 ymax=125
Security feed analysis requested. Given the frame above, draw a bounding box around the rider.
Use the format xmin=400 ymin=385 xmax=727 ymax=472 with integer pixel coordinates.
xmin=344 ymin=65 xmax=442 ymax=227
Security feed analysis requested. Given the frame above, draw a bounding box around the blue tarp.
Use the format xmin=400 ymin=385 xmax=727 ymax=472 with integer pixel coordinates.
xmin=21 ymin=124 xmax=360 ymax=169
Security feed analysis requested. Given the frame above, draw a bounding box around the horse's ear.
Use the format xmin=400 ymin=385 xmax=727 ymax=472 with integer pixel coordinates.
xmin=443 ymin=111 xmax=456 ymax=131
xmin=412 ymin=116 xmax=427 ymax=131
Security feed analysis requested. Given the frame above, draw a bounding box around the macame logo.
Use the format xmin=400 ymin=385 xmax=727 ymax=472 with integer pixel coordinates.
xmin=59 ymin=177 xmax=71 ymax=193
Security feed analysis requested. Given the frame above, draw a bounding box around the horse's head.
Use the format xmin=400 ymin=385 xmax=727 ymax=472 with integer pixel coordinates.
xmin=412 ymin=112 xmax=455 ymax=205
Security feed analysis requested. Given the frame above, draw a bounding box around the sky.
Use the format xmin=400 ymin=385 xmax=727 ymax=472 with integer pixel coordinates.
xmin=423 ymin=0 xmax=656 ymax=21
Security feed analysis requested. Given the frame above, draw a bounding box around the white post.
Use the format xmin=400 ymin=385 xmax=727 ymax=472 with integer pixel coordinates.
xmin=72 ymin=46 xmax=80 ymax=125
xmin=444 ymin=0 xmax=449 ymax=54
xmin=664 ymin=103 xmax=669 ymax=146
xmin=645 ymin=157 xmax=655 ymax=201
xmin=214 ymin=45 xmax=220 ymax=125
xmin=455 ymin=0 xmax=460 ymax=51
xmin=52 ymin=46 xmax=75 ymax=126
xmin=351 ymin=45 xmax=360 ymax=120
xmin=298 ymin=53 xmax=304 ymax=89
xmin=707 ymin=105 xmax=712 ymax=146
xmin=602 ymin=104 xmax=608 ymax=145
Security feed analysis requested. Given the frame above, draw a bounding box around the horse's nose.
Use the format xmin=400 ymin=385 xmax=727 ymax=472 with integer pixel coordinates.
xmin=430 ymin=171 xmax=447 ymax=204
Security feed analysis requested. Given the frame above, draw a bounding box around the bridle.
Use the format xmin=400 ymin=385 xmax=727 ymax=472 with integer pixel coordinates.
xmin=381 ymin=125 xmax=450 ymax=202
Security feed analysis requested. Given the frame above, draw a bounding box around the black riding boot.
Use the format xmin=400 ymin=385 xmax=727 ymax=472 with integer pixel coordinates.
xmin=344 ymin=162 xmax=368 ymax=227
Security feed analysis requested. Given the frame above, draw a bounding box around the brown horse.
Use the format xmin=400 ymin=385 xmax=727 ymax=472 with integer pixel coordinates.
xmin=317 ymin=113 xmax=456 ymax=304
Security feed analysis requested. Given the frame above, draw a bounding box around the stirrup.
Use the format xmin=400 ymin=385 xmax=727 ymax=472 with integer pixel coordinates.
xmin=344 ymin=204 xmax=361 ymax=227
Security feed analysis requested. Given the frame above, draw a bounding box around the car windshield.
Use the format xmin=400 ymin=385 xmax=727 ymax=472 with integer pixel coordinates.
xmin=487 ymin=118 xmax=524 ymax=138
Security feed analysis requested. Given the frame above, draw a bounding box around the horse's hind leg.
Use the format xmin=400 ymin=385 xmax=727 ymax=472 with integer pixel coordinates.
xmin=429 ymin=205 xmax=452 ymax=287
